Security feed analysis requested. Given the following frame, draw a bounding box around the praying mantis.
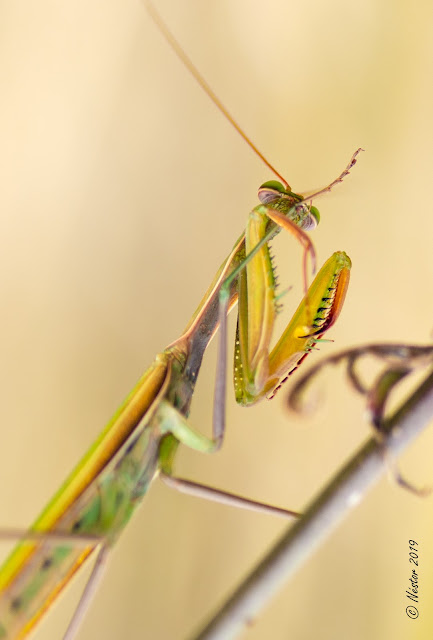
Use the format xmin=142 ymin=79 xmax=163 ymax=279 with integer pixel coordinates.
xmin=0 ymin=3 xmax=364 ymax=640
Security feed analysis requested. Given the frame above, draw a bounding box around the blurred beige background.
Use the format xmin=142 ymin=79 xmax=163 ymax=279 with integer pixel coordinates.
xmin=1 ymin=1 xmax=433 ymax=639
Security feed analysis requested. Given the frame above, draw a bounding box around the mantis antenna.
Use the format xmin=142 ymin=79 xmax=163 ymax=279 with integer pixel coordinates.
xmin=145 ymin=0 xmax=291 ymax=189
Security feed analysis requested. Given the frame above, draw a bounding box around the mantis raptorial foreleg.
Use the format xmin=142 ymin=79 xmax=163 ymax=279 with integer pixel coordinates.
xmin=211 ymin=203 xmax=351 ymax=448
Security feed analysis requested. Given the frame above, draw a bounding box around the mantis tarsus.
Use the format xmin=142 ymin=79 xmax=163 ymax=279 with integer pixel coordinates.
xmin=0 ymin=3 xmax=359 ymax=639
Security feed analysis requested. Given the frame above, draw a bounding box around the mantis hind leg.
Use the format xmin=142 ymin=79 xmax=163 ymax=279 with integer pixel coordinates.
xmin=161 ymin=473 xmax=300 ymax=519
xmin=62 ymin=544 xmax=108 ymax=640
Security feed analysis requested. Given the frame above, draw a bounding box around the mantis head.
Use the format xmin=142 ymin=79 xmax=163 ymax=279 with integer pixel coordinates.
xmin=257 ymin=180 xmax=320 ymax=231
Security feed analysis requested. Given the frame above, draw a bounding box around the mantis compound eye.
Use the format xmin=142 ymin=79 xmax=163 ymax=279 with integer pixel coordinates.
xmin=258 ymin=181 xmax=287 ymax=204
xmin=295 ymin=203 xmax=320 ymax=231
xmin=303 ymin=205 xmax=320 ymax=230
xmin=309 ymin=206 xmax=320 ymax=226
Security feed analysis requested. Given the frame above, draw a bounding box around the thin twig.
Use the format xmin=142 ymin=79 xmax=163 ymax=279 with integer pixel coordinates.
xmin=190 ymin=367 xmax=433 ymax=640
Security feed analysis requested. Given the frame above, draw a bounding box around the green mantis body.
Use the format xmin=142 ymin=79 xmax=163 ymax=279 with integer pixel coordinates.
xmin=0 ymin=4 xmax=354 ymax=639
xmin=0 ymin=190 xmax=351 ymax=638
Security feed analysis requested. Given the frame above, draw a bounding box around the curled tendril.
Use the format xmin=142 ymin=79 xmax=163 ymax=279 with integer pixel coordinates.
xmin=287 ymin=342 xmax=433 ymax=496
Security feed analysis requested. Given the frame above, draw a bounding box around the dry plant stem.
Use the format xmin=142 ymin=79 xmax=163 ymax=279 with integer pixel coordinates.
xmin=191 ymin=367 xmax=433 ymax=640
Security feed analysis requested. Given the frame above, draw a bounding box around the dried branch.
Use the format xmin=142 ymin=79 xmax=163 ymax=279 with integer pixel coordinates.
xmin=190 ymin=364 xmax=433 ymax=640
